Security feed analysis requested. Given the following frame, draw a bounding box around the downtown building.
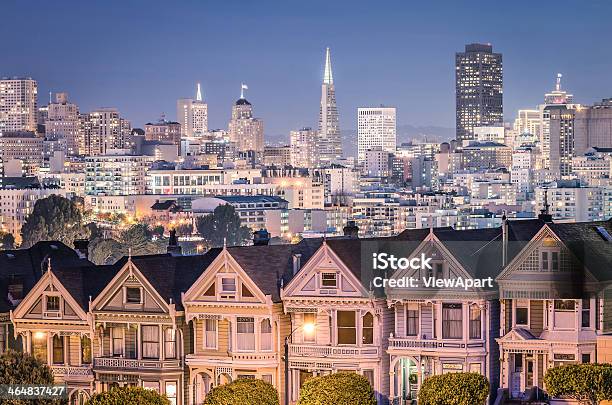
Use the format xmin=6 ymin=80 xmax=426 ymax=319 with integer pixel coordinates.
xmin=0 ymin=77 xmax=38 ymax=134
xmin=81 ymin=108 xmax=132 ymax=156
xmin=177 ymin=83 xmax=208 ymax=138
xmin=3 ymin=217 xmax=612 ymax=404
xmin=357 ymin=107 xmax=397 ymax=164
xmin=317 ymin=48 xmax=342 ymax=165
xmin=228 ymin=86 xmax=264 ymax=158
xmin=290 ymin=127 xmax=319 ymax=168
xmin=45 ymin=92 xmax=82 ymax=156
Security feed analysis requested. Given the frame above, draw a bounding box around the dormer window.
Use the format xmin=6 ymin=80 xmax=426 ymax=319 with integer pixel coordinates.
xmin=321 ymin=273 xmax=337 ymax=289
xmin=125 ymin=287 xmax=142 ymax=304
xmin=45 ymin=296 xmax=60 ymax=312
xmin=219 ymin=277 xmax=237 ymax=299
xmin=541 ymin=250 xmax=560 ymax=271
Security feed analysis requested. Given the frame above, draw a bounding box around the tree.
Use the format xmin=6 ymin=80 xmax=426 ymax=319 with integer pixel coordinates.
xmin=120 ymin=224 xmax=166 ymax=256
xmin=544 ymin=363 xmax=612 ymax=405
xmin=1 ymin=231 xmax=15 ymax=250
xmin=417 ymin=372 xmax=489 ymax=405
xmin=297 ymin=372 xmax=376 ymax=405
xmin=152 ymin=225 xmax=165 ymax=238
xmin=203 ymin=378 xmax=278 ymax=405
xmin=20 ymin=194 xmax=89 ymax=248
xmin=89 ymin=238 xmax=125 ymax=265
xmin=174 ymin=223 xmax=193 ymax=237
xmin=196 ymin=204 xmax=251 ymax=248
xmin=87 ymin=386 xmax=170 ymax=405
xmin=0 ymin=350 xmax=59 ymax=405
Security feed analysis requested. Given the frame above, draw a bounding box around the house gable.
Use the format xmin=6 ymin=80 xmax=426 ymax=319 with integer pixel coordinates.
xmin=282 ymin=243 xmax=369 ymax=299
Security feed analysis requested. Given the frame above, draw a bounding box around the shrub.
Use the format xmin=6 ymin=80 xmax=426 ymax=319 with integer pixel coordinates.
xmin=0 ymin=350 xmax=59 ymax=405
xmin=87 ymin=386 xmax=170 ymax=405
xmin=203 ymin=378 xmax=279 ymax=405
xmin=418 ymin=372 xmax=489 ymax=405
xmin=297 ymin=372 xmax=376 ymax=405
xmin=544 ymin=363 xmax=612 ymax=405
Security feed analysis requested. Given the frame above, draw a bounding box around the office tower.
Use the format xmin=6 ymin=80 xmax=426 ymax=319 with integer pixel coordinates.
xmin=177 ymin=82 xmax=208 ymax=137
xmin=45 ymin=92 xmax=82 ymax=155
xmin=574 ymin=98 xmax=612 ymax=155
xmin=455 ymin=44 xmax=503 ymax=143
xmin=81 ymin=108 xmax=131 ymax=156
xmin=228 ymin=84 xmax=264 ymax=155
xmin=357 ymin=107 xmax=396 ymax=163
xmin=0 ymin=132 xmax=44 ymax=175
xmin=513 ymin=109 xmax=541 ymax=138
xmin=145 ymin=116 xmax=182 ymax=144
xmin=548 ymin=105 xmax=576 ymax=177
xmin=0 ymin=77 xmax=38 ymax=133
xmin=290 ymin=127 xmax=319 ymax=168
xmin=318 ymin=47 xmax=342 ymax=164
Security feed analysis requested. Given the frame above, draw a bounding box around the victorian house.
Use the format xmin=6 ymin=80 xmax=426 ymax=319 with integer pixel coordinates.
xmin=281 ymin=237 xmax=391 ymax=404
xmin=496 ymin=219 xmax=612 ymax=400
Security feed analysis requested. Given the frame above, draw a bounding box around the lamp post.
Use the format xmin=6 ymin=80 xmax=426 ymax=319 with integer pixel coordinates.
xmin=284 ymin=322 xmax=315 ymax=405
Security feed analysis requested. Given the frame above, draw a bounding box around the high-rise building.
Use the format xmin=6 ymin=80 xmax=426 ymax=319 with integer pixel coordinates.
xmin=455 ymin=44 xmax=503 ymax=143
xmin=357 ymin=107 xmax=396 ymax=163
xmin=513 ymin=109 xmax=541 ymax=138
xmin=81 ymin=108 xmax=131 ymax=156
xmin=45 ymin=92 xmax=82 ymax=155
xmin=228 ymin=84 xmax=264 ymax=155
xmin=290 ymin=127 xmax=319 ymax=168
xmin=548 ymin=105 xmax=576 ymax=177
xmin=318 ymin=47 xmax=342 ymax=164
xmin=177 ymin=83 xmax=208 ymax=138
xmin=0 ymin=77 xmax=38 ymax=133
xmin=144 ymin=117 xmax=182 ymax=144
xmin=574 ymin=98 xmax=612 ymax=155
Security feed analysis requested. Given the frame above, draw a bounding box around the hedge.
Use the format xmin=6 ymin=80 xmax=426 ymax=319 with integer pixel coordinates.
xmin=418 ymin=372 xmax=489 ymax=405
xmin=297 ymin=372 xmax=376 ymax=405
xmin=87 ymin=386 xmax=170 ymax=405
xmin=203 ymin=378 xmax=279 ymax=405
xmin=0 ymin=350 xmax=57 ymax=405
xmin=544 ymin=363 xmax=612 ymax=405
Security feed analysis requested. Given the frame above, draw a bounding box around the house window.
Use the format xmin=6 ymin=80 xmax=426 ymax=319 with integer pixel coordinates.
xmin=220 ymin=278 xmax=236 ymax=297
xmin=111 ymin=327 xmax=124 ymax=356
xmin=52 ymin=335 xmax=64 ymax=364
xmin=362 ymin=312 xmax=374 ymax=344
xmin=321 ymin=273 xmax=337 ymax=288
xmin=406 ymin=310 xmax=418 ymax=336
xmin=515 ymin=303 xmax=529 ymax=326
xmin=81 ymin=336 xmax=92 ymax=364
xmin=582 ymin=353 xmax=591 ymax=364
xmin=237 ymin=317 xmax=255 ymax=351
xmin=442 ymin=303 xmax=462 ymax=339
xmin=32 ymin=333 xmax=47 ymax=363
xmin=261 ymin=319 xmax=272 ymax=351
xmin=469 ymin=305 xmax=482 ymax=339
xmin=46 ymin=296 xmax=60 ymax=312
xmin=363 ymin=370 xmax=374 ymax=387
xmin=262 ymin=374 xmax=273 ymax=384
xmin=303 ymin=313 xmax=316 ymax=343
xmin=337 ymin=311 xmax=356 ymax=344
xmin=204 ymin=319 xmax=217 ymax=349
xmin=164 ymin=328 xmax=176 ymax=359
xmin=142 ymin=381 xmax=160 ymax=392
xmin=541 ymin=251 xmax=549 ymax=271
xmin=551 ymin=252 xmax=559 ymax=271
xmin=126 ymin=287 xmax=141 ymax=304
xmin=141 ymin=325 xmax=159 ymax=359
xmin=165 ymin=381 xmax=177 ymax=405
xmin=554 ymin=300 xmax=575 ymax=311
xmin=582 ymin=299 xmax=591 ymax=328
xmin=435 ymin=263 xmax=444 ymax=278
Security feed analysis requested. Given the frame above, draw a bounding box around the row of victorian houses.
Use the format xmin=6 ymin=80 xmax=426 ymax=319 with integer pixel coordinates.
xmin=1 ymin=216 xmax=612 ymax=405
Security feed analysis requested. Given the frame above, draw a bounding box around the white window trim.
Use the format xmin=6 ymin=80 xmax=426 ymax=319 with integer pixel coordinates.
xmin=43 ymin=293 xmax=62 ymax=314
xmin=514 ymin=299 xmax=530 ymax=327
xmin=217 ymin=274 xmax=237 ymax=300
xmin=203 ymin=319 xmax=218 ymax=350
xmin=320 ymin=271 xmax=338 ymax=289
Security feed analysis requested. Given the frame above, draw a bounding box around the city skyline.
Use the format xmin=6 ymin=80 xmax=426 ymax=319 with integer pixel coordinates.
xmin=2 ymin=1 xmax=612 ymax=137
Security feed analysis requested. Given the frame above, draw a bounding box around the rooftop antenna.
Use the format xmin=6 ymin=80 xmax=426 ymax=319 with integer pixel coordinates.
xmin=240 ymin=83 xmax=248 ymax=99
xmin=542 ymin=188 xmax=550 ymax=215
xmin=196 ymin=82 xmax=202 ymax=102
xmin=556 ymin=73 xmax=562 ymax=92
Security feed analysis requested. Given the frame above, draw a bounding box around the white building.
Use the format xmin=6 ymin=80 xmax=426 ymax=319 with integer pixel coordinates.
xmin=363 ymin=148 xmax=391 ymax=177
xmin=535 ymin=181 xmax=604 ymax=222
xmin=511 ymin=146 xmax=537 ymax=196
xmin=318 ymin=165 xmax=359 ymax=204
xmin=290 ymin=127 xmax=319 ymax=168
xmin=177 ymin=83 xmax=208 ymax=137
xmin=81 ymin=108 xmax=131 ymax=156
xmin=0 ymin=77 xmax=38 ymax=133
xmin=473 ymin=125 xmax=505 ymax=144
xmin=85 ymin=153 xmax=153 ymax=196
xmin=45 ymin=93 xmax=82 ymax=155
xmin=228 ymin=86 xmax=264 ymax=154
xmin=513 ymin=109 xmax=541 ymax=139
xmin=318 ymin=48 xmax=342 ymax=164
xmin=357 ymin=107 xmax=396 ymax=163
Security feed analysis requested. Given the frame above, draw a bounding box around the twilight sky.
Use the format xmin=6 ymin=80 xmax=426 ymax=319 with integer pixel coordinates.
xmin=1 ymin=0 xmax=611 ymax=138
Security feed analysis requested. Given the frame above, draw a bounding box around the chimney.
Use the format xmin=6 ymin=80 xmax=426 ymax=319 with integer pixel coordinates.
xmin=538 ymin=188 xmax=553 ymax=223
xmin=253 ymin=229 xmax=270 ymax=246
xmin=343 ymin=220 xmax=359 ymax=238
xmin=501 ymin=213 xmax=508 ymax=266
xmin=167 ymin=229 xmax=182 ymax=256
xmin=74 ymin=239 xmax=89 ymax=260
xmin=292 ymin=254 xmax=302 ymax=275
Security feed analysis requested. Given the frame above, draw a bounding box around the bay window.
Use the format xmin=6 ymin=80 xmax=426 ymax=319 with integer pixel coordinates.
xmin=337 ymin=311 xmax=356 ymax=344
xmin=442 ymin=303 xmax=462 ymax=339
xmin=406 ymin=309 xmax=418 ymax=336
xmin=52 ymin=334 xmax=64 ymax=364
xmin=237 ymin=317 xmax=255 ymax=350
xmin=164 ymin=328 xmax=176 ymax=359
xmin=469 ymin=305 xmax=481 ymax=339
xmin=303 ymin=313 xmax=316 ymax=343
xmin=81 ymin=336 xmax=92 ymax=364
xmin=261 ymin=319 xmax=272 ymax=351
xmin=204 ymin=319 xmax=217 ymax=349
xmin=362 ymin=312 xmax=374 ymax=344
xmin=111 ymin=327 xmax=123 ymax=356
xmin=141 ymin=325 xmax=159 ymax=359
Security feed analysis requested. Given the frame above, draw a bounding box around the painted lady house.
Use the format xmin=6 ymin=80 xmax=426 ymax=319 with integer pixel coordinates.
xmin=384 ymin=220 xmax=542 ymax=405
xmin=280 ymin=236 xmax=392 ymax=404
xmin=182 ymin=233 xmax=319 ymax=405
xmin=496 ymin=219 xmax=612 ymax=401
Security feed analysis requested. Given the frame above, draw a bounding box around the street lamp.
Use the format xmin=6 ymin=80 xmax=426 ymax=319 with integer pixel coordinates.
xmin=284 ymin=321 xmax=315 ymax=405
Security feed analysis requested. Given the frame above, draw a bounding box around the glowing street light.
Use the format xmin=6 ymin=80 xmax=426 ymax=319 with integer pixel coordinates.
xmin=284 ymin=321 xmax=316 ymax=405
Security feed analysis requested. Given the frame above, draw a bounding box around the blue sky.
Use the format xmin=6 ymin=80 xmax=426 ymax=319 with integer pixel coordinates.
xmin=1 ymin=0 xmax=611 ymax=137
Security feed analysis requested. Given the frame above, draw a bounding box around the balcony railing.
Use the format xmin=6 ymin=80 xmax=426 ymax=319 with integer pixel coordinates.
xmin=93 ymin=357 xmax=181 ymax=370
xmin=388 ymin=337 xmax=485 ymax=351
xmin=50 ymin=365 xmax=93 ymax=378
xmin=289 ymin=344 xmax=379 ymax=358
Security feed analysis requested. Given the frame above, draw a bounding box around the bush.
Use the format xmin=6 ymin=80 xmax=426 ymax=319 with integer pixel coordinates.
xmin=418 ymin=372 xmax=489 ymax=405
xmin=203 ymin=378 xmax=278 ymax=405
xmin=0 ymin=350 xmax=58 ymax=405
xmin=544 ymin=363 xmax=612 ymax=405
xmin=87 ymin=386 xmax=170 ymax=405
xmin=297 ymin=372 xmax=376 ymax=405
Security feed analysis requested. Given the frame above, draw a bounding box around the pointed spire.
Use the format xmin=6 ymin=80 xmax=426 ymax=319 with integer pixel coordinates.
xmin=240 ymin=83 xmax=248 ymax=99
xmin=196 ymin=82 xmax=202 ymax=102
xmin=323 ymin=47 xmax=333 ymax=85
xmin=555 ymin=73 xmax=562 ymax=92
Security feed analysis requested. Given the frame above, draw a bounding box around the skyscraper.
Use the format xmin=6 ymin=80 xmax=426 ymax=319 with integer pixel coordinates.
xmin=290 ymin=127 xmax=319 ymax=168
xmin=318 ymin=47 xmax=342 ymax=165
xmin=177 ymin=83 xmax=208 ymax=138
xmin=228 ymin=84 xmax=264 ymax=155
xmin=81 ymin=108 xmax=131 ymax=156
xmin=45 ymin=92 xmax=82 ymax=155
xmin=455 ymin=44 xmax=503 ymax=143
xmin=0 ymin=77 xmax=38 ymax=133
xmin=357 ymin=107 xmax=396 ymax=163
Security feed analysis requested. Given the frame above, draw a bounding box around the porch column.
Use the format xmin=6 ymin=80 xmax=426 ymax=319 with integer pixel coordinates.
xmin=159 ymin=325 xmax=164 ymax=361
xmin=254 ymin=317 xmax=260 ymax=352
xmin=462 ymin=304 xmax=469 ymax=341
xmin=435 ymin=301 xmax=442 ymax=340
xmin=480 ymin=304 xmax=486 ymax=340
xmin=137 ymin=324 xmax=142 ymax=360
xmin=389 ymin=367 xmax=395 ymax=401
xmin=63 ymin=335 xmax=69 ymax=365
xmin=533 ymin=353 xmax=539 ymax=388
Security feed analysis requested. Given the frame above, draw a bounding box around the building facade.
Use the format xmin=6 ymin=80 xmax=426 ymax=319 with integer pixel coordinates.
xmin=0 ymin=77 xmax=38 ymax=133
xmin=357 ymin=107 xmax=397 ymax=163
xmin=317 ymin=48 xmax=342 ymax=165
